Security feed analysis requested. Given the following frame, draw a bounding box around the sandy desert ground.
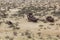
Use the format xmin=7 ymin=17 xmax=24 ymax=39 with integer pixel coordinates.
xmin=0 ymin=0 xmax=60 ymax=40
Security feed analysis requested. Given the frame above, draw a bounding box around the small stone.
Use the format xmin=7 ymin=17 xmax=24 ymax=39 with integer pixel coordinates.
xmin=6 ymin=21 xmax=13 ymax=25
xmin=13 ymin=27 xmax=20 ymax=30
xmin=56 ymin=35 xmax=60 ymax=38
xmin=21 ymin=33 xmax=24 ymax=36
xmin=49 ymin=23 xmax=54 ymax=25
xmin=13 ymin=31 xmax=17 ymax=36
xmin=46 ymin=16 xmax=54 ymax=22
xmin=39 ymin=25 xmax=43 ymax=27
xmin=9 ymin=38 xmax=14 ymax=40
xmin=27 ymin=13 xmax=39 ymax=22
xmin=0 ymin=22 xmax=2 ymax=25
xmin=5 ymin=36 xmax=9 ymax=39
xmin=27 ymin=35 xmax=32 ymax=38
xmin=37 ymin=32 xmax=41 ymax=36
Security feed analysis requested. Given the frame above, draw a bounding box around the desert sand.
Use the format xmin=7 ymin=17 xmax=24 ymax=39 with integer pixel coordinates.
xmin=0 ymin=0 xmax=60 ymax=40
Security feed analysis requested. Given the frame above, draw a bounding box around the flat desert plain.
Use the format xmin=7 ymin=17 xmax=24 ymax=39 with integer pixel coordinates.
xmin=0 ymin=0 xmax=60 ymax=40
